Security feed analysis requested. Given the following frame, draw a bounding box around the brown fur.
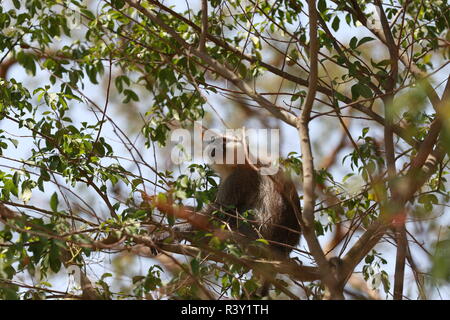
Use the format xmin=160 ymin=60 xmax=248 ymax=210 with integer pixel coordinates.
xmin=204 ymin=164 xmax=302 ymax=258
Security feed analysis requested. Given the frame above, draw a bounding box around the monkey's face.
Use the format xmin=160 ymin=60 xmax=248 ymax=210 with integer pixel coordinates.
xmin=204 ymin=133 xmax=247 ymax=178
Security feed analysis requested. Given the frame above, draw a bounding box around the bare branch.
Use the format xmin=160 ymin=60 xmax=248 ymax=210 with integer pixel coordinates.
xmin=295 ymin=0 xmax=344 ymax=300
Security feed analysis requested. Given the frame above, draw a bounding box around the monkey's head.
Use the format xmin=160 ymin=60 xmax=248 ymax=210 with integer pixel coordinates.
xmin=203 ymin=131 xmax=249 ymax=179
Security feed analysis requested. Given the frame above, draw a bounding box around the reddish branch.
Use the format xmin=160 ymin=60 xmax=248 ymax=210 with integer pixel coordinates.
xmin=141 ymin=192 xmax=211 ymax=232
xmin=0 ymin=58 xmax=16 ymax=78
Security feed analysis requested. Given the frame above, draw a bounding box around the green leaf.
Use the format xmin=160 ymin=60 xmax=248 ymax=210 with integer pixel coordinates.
xmin=111 ymin=0 xmax=125 ymax=9
xmin=190 ymin=258 xmax=200 ymax=275
xmin=358 ymin=37 xmax=375 ymax=47
xmin=13 ymin=0 xmax=21 ymax=9
xmin=123 ymin=89 xmax=139 ymax=103
xmin=314 ymin=220 xmax=324 ymax=236
xmin=179 ymin=176 xmax=189 ymax=188
xmin=362 ymin=127 xmax=370 ymax=137
xmin=331 ymin=16 xmax=340 ymax=32
xmin=318 ymin=0 xmax=327 ymax=13
xmin=365 ymin=254 xmax=374 ymax=264
xmin=349 ymin=37 xmax=358 ymax=50
xmin=17 ymin=51 xmax=36 ymax=76
xmin=432 ymin=239 xmax=450 ymax=281
xmin=418 ymin=194 xmax=438 ymax=204
xmin=358 ymin=84 xmax=373 ymax=98
xmin=351 ymin=83 xmax=373 ymax=99
xmin=255 ymin=238 xmax=269 ymax=245
xmin=231 ymin=278 xmax=240 ymax=297
xmin=131 ymin=178 xmax=143 ymax=188
xmin=49 ymin=241 xmax=62 ymax=273
xmin=50 ymin=192 xmax=59 ymax=212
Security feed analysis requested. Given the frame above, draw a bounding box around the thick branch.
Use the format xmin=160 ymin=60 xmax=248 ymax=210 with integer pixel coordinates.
xmin=198 ymin=0 xmax=208 ymax=52
xmin=375 ymin=0 xmax=406 ymax=299
xmin=296 ymin=0 xmax=343 ymax=300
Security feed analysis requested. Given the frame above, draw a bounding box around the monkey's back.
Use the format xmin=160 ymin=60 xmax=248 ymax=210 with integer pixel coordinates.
xmin=213 ymin=166 xmax=302 ymax=257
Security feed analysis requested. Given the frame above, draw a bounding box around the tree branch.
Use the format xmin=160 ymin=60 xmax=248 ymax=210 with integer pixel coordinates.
xmin=374 ymin=0 xmax=407 ymax=300
xmin=295 ymin=0 xmax=344 ymax=300
xmin=198 ymin=0 xmax=208 ymax=52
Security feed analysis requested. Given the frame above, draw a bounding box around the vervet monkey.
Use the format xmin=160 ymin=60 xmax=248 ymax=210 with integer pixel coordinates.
xmin=202 ymin=132 xmax=302 ymax=259
xmin=154 ymin=131 xmax=302 ymax=296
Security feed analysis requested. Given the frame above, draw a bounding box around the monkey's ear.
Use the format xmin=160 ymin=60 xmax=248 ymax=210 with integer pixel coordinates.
xmin=211 ymin=147 xmax=216 ymax=157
